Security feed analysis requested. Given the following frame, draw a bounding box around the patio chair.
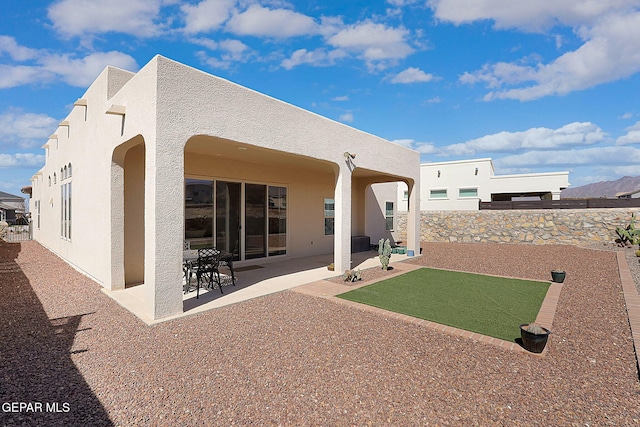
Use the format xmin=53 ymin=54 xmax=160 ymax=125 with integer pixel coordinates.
xmin=195 ymin=248 xmax=223 ymax=299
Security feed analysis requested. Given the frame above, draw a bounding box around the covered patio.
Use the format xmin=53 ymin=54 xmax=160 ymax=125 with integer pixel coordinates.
xmin=103 ymin=250 xmax=414 ymax=325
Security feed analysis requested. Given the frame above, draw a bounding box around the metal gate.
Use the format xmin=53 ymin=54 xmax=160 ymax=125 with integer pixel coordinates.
xmin=1 ymin=224 xmax=32 ymax=242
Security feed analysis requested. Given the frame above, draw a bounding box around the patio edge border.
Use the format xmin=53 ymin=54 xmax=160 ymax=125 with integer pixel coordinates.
xmin=616 ymin=251 xmax=640 ymax=380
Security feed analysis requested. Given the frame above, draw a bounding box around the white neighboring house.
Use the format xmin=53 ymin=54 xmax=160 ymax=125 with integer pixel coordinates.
xmin=391 ymin=158 xmax=569 ymax=211
xmin=616 ymin=189 xmax=640 ymax=199
xmin=0 ymin=191 xmax=25 ymax=224
xmin=28 ymin=55 xmax=421 ymax=321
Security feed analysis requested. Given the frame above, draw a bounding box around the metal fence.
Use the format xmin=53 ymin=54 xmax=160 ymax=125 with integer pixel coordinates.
xmin=1 ymin=224 xmax=32 ymax=242
xmin=480 ymin=198 xmax=640 ymax=210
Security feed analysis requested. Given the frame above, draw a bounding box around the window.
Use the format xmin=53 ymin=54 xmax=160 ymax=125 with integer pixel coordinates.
xmin=402 ymin=191 xmax=408 ymax=201
xmin=459 ymin=188 xmax=478 ymax=198
xmin=60 ymin=168 xmax=72 ymax=240
xmin=185 ymin=179 xmax=286 ymax=260
xmin=324 ymin=198 xmax=335 ymax=236
xmin=429 ymin=189 xmax=447 ymax=199
xmin=385 ymin=201 xmax=394 ymax=231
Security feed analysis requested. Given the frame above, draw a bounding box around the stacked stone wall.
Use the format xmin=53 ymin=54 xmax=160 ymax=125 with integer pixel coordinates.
xmin=396 ymin=208 xmax=640 ymax=246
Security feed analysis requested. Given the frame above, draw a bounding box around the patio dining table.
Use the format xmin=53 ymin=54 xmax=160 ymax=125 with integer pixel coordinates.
xmin=183 ymin=249 xmax=236 ymax=294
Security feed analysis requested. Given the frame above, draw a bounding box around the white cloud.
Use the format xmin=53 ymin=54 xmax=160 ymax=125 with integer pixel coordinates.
xmin=442 ymin=122 xmax=606 ymax=156
xmin=392 ymin=139 xmax=437 ymax=153
xmin=494 ymin=145 xmax=640 ymax=168
xmin=423 ymin=96 xmax=442 ymax=104
xmin=0 ymin=153 xmax=46 ymax=168
xmin=428 ymin=0 xmax=637 ymax=32
xmin=181 ymin=0 xmax=235 ymax=34
xmin=40 ymin=52 xmax=139 ymax=87
xmin=432 ymin=1 xmax=640 ymax=100
xmin=387 ymin=0 xmax=421 ymax=6
xmin=0 ymin=65 xmax=47 ymax=89
xmin=0 ymin=37 xmax=139 ymax=89
xmin=616 ymin=121 xmax=640 ymax=145
xmin=225 ymin=4 xmax=319 ymax=38
xmin=339 ymin=112 xmax=354 ymax=123
xmin=391 ymin=67 xmax=434 ymax=83
xmin=327 ymin=22 xmax=415 ymax=70
xmin=48 ymin=0 xmax=165 ymax=38
xmin=0 ymin=36 xmax=38 ymax=61
xmin=194 ymin=39 xmax=252 ymax=69
xmin=0 ymin=109 xmax=58 ymax=149
xmin=280 ymin=48 xmax=347 ymax=69
xmin=332 ymin=95 xmax=349 ymax=101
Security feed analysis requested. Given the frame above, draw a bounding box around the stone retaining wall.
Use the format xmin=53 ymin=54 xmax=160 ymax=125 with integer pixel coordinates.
xmin=396 ymin=208 xmax=640 ymax=246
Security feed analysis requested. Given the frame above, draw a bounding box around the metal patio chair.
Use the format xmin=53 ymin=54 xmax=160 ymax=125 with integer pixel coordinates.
xmin=195 ymin=248 xmax=223 ymax=299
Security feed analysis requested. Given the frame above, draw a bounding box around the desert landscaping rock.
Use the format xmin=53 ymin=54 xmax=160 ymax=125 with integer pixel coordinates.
xmin=1 ymin=240 xmax=639 ymax=425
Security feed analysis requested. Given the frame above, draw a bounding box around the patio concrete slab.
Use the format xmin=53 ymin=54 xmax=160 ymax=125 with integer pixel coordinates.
xmin=102 ymin=251 xmax=415 ymax=325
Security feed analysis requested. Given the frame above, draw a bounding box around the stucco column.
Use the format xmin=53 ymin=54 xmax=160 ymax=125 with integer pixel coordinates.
xmin=406 ymin=180 xmax=421 ymax=256
xmin=334 ymin=166 xmax=352 ymax=273
xmin=109 ymin=158 xmax=126 ymax=291
xmin=143 ymin=138 xmax=184 ymax=320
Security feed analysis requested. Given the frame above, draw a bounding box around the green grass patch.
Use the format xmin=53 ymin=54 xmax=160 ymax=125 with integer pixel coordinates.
xmin=337 ymin=268 xmax=550 ymax=341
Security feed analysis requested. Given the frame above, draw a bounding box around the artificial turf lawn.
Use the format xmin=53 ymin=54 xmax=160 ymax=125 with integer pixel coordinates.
xmin=337 ymin=267 xmax=550 ymax=342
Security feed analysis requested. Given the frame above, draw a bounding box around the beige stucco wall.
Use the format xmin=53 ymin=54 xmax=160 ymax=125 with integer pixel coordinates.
xmin=184 ymin=149 xmax=337 ymax=258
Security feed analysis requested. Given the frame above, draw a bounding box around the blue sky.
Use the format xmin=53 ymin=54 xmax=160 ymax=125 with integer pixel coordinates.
xmin=2 ymin=0 xmax=640 ymax=199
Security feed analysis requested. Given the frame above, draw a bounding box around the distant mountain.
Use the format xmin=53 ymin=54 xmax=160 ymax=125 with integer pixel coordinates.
xmin=561 ymin=176 xmax=640 ymax=199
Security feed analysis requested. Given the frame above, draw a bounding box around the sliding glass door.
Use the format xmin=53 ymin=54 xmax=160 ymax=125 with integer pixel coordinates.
xmin=185 ymin=179 xmax=286 ymax=260
xmin=268 ymin=186 xmax=287 ymax=256
xmin=216 ymin=181 xmax=241 ymax=261
xmin=185 ymin=179 xmax=214 ymax=249
xmin=245 ymin=184 xmax=267 ymax=260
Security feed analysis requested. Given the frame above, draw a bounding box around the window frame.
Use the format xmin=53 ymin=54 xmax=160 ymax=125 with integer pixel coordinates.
xmin=429 ymin=188 xmax=448 ymax=199
xmin=323 ymin=197 xmax=335 ymax=236
xmin=458 ymin=187 xmax=479 ymax=198
xmin=385 ymin=201 xmax=395 ymax=231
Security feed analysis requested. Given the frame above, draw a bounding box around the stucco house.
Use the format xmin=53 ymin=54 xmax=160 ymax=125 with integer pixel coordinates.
xmin=389 ymin=158 xmax=569 ymax=212
xmin=29 ymin=55 xmax=420 ymax=321
xmin=616 ymin=189 xmax=640 ymax=199
xmin=0 ymin=191 xmax=25 ymax=224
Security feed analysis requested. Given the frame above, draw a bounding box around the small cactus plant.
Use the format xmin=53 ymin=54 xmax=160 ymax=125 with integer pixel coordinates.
xmin=378 ymin=238 xmax=392 ymax=270
xmin=616 ymin=213 xmax=640 ymax=246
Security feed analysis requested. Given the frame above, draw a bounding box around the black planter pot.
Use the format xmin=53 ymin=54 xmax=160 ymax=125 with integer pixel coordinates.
xmin=520 ymin=324 xmax=551 ymax=353
xmin=551 ymin=270 xmax=566 ymax=283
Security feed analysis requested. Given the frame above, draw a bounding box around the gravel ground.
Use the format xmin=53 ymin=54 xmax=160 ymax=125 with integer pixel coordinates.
xmin=2 ymin=240 xmax=640 ymax=426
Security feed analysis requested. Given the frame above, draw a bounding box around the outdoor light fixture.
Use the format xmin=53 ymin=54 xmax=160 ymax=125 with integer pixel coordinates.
xmin=437 ymin=170 xmax=441 ymax=177
xmin=344 ymin=152 xmax=356 ymax=160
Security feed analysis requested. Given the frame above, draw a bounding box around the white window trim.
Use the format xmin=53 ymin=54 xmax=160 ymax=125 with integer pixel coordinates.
xmin=429 ymin=188 xmax=449 ymax=200
xmin=458 ymin=187 xmax=479 ymax=199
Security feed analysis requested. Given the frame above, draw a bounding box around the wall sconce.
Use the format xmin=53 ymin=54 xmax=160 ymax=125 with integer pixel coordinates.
xmin=475 ymin=167 xmax=478 ymax=176
xmin=344 ymin=152 xmax=356 ymax=160
xmin=437 ymin=170 xmax=441 ymax=178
